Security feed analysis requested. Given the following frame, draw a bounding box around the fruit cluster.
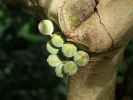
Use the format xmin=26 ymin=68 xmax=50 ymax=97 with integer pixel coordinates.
xmin=38 ymin=20 xmax=89 ymax=78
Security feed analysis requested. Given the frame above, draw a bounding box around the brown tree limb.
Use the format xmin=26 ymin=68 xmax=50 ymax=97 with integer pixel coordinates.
xmin=58 ymin=0 xmax=133 ymax=52
xmin=68 ymin=46 xmax=125 ymax=100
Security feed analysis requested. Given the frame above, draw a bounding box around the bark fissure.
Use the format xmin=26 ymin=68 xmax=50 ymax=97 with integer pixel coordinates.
xmin=74 ymin=0 xmax=97 ymax=31
xmin=95 ymin=7 xmax=114 ymax=48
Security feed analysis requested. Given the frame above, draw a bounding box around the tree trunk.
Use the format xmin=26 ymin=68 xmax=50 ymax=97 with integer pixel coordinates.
xmin=68 ymin=47 xmax=125 ymax=100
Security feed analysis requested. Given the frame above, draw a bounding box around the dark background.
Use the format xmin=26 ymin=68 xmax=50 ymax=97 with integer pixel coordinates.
xmin=0 ymin=1 xmax=133 ymax=100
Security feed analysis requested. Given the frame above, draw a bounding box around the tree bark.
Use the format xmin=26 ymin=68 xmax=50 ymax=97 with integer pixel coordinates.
xmin=68 ymin=47 xmax=125 ymax=100
xmin=7 ymin=0 xmax=133 ymax=100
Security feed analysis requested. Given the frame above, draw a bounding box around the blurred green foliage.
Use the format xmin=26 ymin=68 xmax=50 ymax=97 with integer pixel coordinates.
xmin=0 ymin=2 xmax=67 ymax=100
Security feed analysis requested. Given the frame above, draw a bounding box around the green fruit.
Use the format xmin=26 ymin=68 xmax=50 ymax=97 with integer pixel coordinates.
xmin=74 ymin=51 xmax=89 ymax=66
xmin=46 ymin=42 xmax=59 ymax=54
xmin=55 ymin=64 xmax=64 ymax=78
xmin=47 ymin=55 xmax=62 ymax=67
xmin=51 ymin=34 xmax=64 ymax=47
xmin=62 ymin=43 xmax=77 ymax=57
xmin=63 ymin=61 xmax=78 ymax=76
xmin=38 ymin=20 xmax=54 ymax=36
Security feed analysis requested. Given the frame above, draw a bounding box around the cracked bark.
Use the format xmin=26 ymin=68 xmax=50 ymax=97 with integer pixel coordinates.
xmin=95 ymin=8 xmax=114 ymax=47
xmin=9 ymin=0 xmax=133 ymax=100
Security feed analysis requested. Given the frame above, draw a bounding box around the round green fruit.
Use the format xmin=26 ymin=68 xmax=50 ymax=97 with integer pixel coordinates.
xmin=74 ymin=51 xmax=89 ymax=66
xmin=55 ymin=64 xmax=64 ymax=78
xmin=51 ymin=34 xmax=64 ymax=47
xmin=63 ymin=61 xmax=78 ymax=76
xmin=62 ymin=43 xmax=77 ymax=58
xmin=38 ymin=20 xmax=54 ymax=36
xmin=46 ymin=42 xmax=59 ymax=54
xmin=47 ymin=55 xmax=62 ymax=67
